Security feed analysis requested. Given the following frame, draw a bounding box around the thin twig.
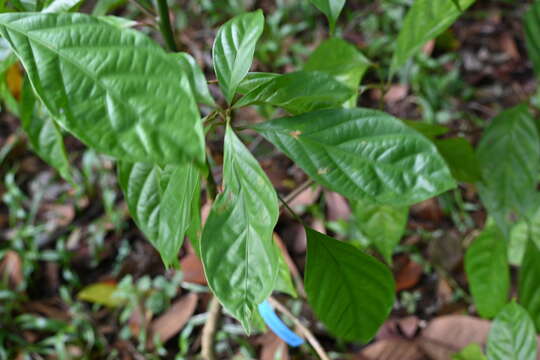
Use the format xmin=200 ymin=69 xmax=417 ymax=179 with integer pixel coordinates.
xmin=201 ymin=296 xmax=221 ymax=360
xmin=281 ymin=179 xmax=315 ymax=209
xmin=268 ymin=297 xmax=331 ymax=360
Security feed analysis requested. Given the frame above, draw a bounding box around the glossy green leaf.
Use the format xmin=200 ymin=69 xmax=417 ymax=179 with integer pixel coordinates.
xmin=234 ymin=70 xmax=354 ymax=115
xmin=464 ymin=223 xmax=509 ymax=318
xmin=524 ymin=0 xmax=540 ymax=78
xmin=486 ymin=302 xmax=537 ymax=360
xmin=435 ymin=137 xmax=481 ymax=183
xmin=304 ymin=38 xmax=370 ymax=108
xmin=308 ymin=0 xmax=346 ymax=33
xmin=20 ymin=77 xmax=72 ymax=183
xmin=452 ymin=344 xmax=487 ymax=360
xmin=253 ymin=108 xmax=456 ymax=206
xmin=213 ymin=10 xmax=264 ymax=104
xmin=391 ymin=0 xmax=476 ymax=72
xmin=519 ymin=238 xmax=540 ymax=331
xmin=477 ymin=105 xmax=540 ymax=235
xmin=118 ymin=162 xmax=199 ymax=267
xmin=403 ymin=120 xmax=449 ymax=139
xmin=172 ymin=52 xmax=216 ymax=107
xmin=237 ymin=72 xmax=279 ymax=94
xmin=350 ymin=198 xmax=408 ymax=263
xmin=201 ymin=125 xmax=279 ymax=332
xmin=42 ymin=0 xmax=82 ymax=13
xmin=0 ymin=13 xmax=204 ymax=164
xmin=305 ymin=228 xmax=395 ymax=342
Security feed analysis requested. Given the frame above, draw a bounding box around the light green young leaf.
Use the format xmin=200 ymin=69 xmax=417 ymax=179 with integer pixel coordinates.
xmin=0 ymin=13 xmax=204 ymax=165
xmin=305 ymin=228 xmax=395 ymax=342
xmin=391 ymin=0 xmax=476 ymax=72
xmin=118 ymin=162 xmax=199 ymax=268
xmin=253 ymin=108 xmax=456 ymax=206
xmin=509 ymin=205 xmax=540 ymax=266
xmin=524 ymin=0 xmax=540 ymax=78
xmin=464 ymin=223 xmax=509 ymax=318
xmin=304 ymin=38 xmax=370 ymax=108
xmin=42 ymin=0 xmax=82 ymax=13
xmin=350 ymin=198 xmax=408 ymax=264
xmin=476 ymin=105 xmax=540 ymax=236
xmin=519 ymin=238 xmax=540 ymax=332
xmin=273 ymin=241 xmax=297 ymax=297
xmin=20 ymin=77 xmax=72 ymax=183
xmin=452 ymin=344 xmax=487 ymax=360
xmin=434 ymin=137 xmax=481 ymax=183
xmin=201 ymin=124 xmax=279 ymax=332
xmin=308 ymin=0 xmax=346 ymax=33
xmin=172 ymin=52 xmax=216 ymax=107
xmin=233 ymin=70 xmax=354 ymax=115
xmin=213 ymin=10 xmax=264 ymax=104
xmin=237 ymin=72 xmax=279 ymax=94
xmin=486 ymin=302 xmax=537 ymax=360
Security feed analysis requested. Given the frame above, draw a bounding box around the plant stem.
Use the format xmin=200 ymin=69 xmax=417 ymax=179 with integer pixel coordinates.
xmin=201 ymin=296 xmax=221 ymax=360
xmin=155 ymin=0 xmax=177 ymax=51
xmin=268 ymin=297 xmax=331 ymax=360
xmin=281 ymin=179 xmax=315 ymax=208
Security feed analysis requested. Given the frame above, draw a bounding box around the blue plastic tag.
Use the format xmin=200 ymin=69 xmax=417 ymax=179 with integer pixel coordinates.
xmin=257 ymin=300 xmax=304 ymax=347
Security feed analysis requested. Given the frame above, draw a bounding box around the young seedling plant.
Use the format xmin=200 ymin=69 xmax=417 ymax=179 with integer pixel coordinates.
xmin=3 ymin=0 xmax=540 ymax=357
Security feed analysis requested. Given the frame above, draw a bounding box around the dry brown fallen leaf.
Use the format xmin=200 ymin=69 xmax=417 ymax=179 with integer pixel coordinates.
xmin=324 ymin=191 xmax=351 ymax=222
xmin=0 ymin=250 xmax=23 ymax=288
xmin=148 ymin=293 xmax=198 ymax=346
xmin=394 ymin=256 xmax=423 ymax=292
xmin=258 ymin=332 xmax=290 ymax=360
xmin=384 ymin=85 xmax=409 ymax=104
xmin=180 ymin=253 xmax=207 ymax=285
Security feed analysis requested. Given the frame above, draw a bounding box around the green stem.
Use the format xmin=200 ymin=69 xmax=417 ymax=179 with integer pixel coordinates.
xmin=155 ymin=0 xmax=177 ymax=51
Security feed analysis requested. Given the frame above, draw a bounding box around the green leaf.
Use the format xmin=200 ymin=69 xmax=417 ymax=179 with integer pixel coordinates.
xmin=476 ymin=105 xmax=540 ymax=235
xmin=519 ymin=238 xmax=540 ymax=332
xmin=435 ymin=137 xmax=481 ymax=183
xmin=391 ymin=0 xmax=476 ymax=72
xmin=350 ymin=198 xmax=408 ymax=264
xmin=77 ymin=282 xmax=124 ymax=307
xmin=308 ymin=0 xmax=346 ymax=33
xmin=118 ymin=162 xmax=199 ymax=267
xmin=403 ymin=120 xmax=449 ymax=139
xmin=213 ymin=10 xmax=264 ymax=104
xmin=172 ymin=52 xmax=216 ymax=107
xmin=233 ymin=70 xmax=354 ymax=115
xmin=252 ymin=108 xmax=456 ymax=206
xmin=201 ymin=124 xmax=279 ymax=332
xmin=524 ymin=0 xmax=540 ymax=78
xmin=237 ymin=72 xmax=279 ymax=94
xmin=42 ymin=0 xmax=82 ymax=13
xmin=486 ymin=302 xmax=537 ymax=360
xmin=304 ymin=38 xmax=370 ymax=108
xmin=0 ymin=13 xmax=204 ymax=164
xmin=273 ymin=241 xmax=297 ymax=297
xmin=20 ymin=77 xmax=72 ymax=183
xmin=452 ymin=344 xmax=487 ymax=360
xmin=305 ymin=228 xmax=395 ymax=342
xmin=464 ymin=223 xmax=509 ymax=318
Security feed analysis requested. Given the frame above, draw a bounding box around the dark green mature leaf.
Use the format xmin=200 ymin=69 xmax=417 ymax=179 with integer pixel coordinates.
xmin=350 ymin=198 xmax=408 ymax=263
xmin=0 ymin=12 xmax=204 ymax=164
xmin=519 ymin=239 xmax=540 ymax=331
xmin=201 ymin=125 xmax=279 ymax=332
xmin=213 ymin=10 xmax=264 ymax=104
xmin=308 ymin=0 xmax=346 ymax=33
xmin=20 ymin=77 xmax=72 ymax=183
xmin=304 ymin=38 xmax=370 ymax=108
xmin=524 ymin=0 xmax=540 ymax=78
xmin=234 ymin=71 xmax=354 ymax=115
xmin=464 ymin=223 xmax=509 ymax=318
xmin=172 ymin=52 xmax=216 ymax=107
xmin=477 ymin=105 xmax=540 ymax=235
xmin=237 ymin=72 xmax=279 ymax=94
xmin=118 ymin=162 xmax=199 ymax=267
xmin=403 ymin=120 xmax=449 ymax=139
xmin=305 ymin=228 xmax=395 ymax=342
xmin=435 ymin=137 xmax=481 ymax=183
xmin=486 ymin=302 xmax=537 ymax=360
xmin=391 ymin=0 xmax=476 ymax=72
xmin=253 ymin=108 xmax=456 ymax=206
